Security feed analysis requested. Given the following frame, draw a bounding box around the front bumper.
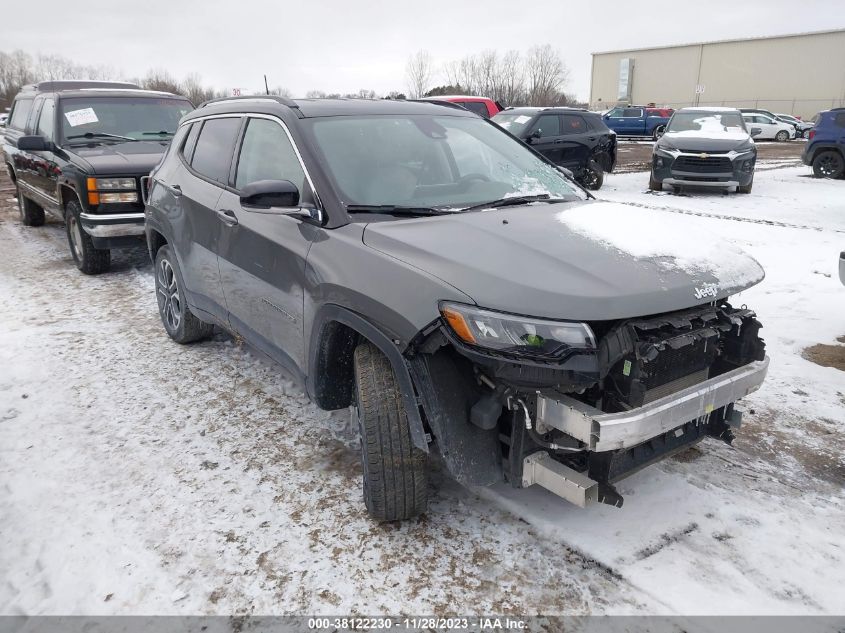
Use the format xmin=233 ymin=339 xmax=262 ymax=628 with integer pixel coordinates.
xmin=535 ymin=357 xmax=769 ymax=452
xmin=79 ymin=212 xmax=146 ymax=238
xmin=652 ymin=149 xmax=755 ymax=188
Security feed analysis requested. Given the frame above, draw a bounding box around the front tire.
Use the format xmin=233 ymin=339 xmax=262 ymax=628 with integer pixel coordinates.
xmin=580 ymin=159 xmax=604 ymax=190
xmin=652 ymin=125 xmax=665 ymax=141
xmin=16 ymin=183 xmax=45 ymax=227
xmin=353 ymin=341 xmax=428 ymax=522
xmin=648 ymin=172 xmax=663 ymax=191
xmin=65 ymin=199 xmax=110 ymax=275
xmin=775 ymin=130 xmax=790 ymax=142
xmin=812 ymin=151 xmax=845 ymax=179
xmin=154 ymin=244 xmax=214 ymax=344
xmin=737 ymin=179 xmax=753 ymax=194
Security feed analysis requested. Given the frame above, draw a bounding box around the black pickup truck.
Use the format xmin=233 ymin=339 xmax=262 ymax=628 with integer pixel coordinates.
xmin=2 ymin=80 xmax=192 ymax=274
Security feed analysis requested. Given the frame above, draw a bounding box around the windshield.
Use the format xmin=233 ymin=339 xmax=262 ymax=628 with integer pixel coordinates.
xmin=304 ymin=114 xmax=582 ymax=210
xmin=490 ymin=111 xmax=536 ymax=136
xmin=666 ymin=112 xmax=746 ymax=134
xmin=60 ymin=97 xmax=193 ymax=143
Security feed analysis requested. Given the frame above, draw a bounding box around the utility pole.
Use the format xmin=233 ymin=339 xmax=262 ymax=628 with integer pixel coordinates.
xmin=264 ymin=75 xmax=269 ymax=95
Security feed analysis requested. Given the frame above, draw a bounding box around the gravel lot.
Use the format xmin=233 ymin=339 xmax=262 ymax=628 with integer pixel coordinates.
xmin=1 ymin=161 xmax=843 ymax=616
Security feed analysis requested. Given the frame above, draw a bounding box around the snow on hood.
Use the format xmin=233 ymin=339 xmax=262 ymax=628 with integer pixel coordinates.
xmin=556 ymin=202 xmax=765 ymax=292
xmin=663 ymin=130 xmax=750 ymax=142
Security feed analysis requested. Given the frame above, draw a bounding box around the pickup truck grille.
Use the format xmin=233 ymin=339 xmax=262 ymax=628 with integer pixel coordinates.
xmin=673 ymin=156 xmax=732 ymax=173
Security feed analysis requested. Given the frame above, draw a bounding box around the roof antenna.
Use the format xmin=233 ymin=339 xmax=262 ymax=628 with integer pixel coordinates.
xmin=264 ymin=75 xmax=269 ymax=96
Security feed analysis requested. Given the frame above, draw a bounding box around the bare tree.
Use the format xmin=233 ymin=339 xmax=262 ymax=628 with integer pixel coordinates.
xmin=268 ymin=86 xmax=292 ymax=98
xmin=141 ymin=69 xmax=181 ymax=94
xmin=525 ymin=44 xmax=569 ymax=106
xmin=305 ymin=89 xmax=327 ymax=99
xmin=405 ymin=50 xmax=432 ymax=99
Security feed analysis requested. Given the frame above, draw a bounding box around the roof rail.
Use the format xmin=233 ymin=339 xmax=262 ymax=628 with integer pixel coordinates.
xmin=198 ymin=94 xmax=303 ymax=117
xmin=20 ymin=80 xmax=141 ymax=93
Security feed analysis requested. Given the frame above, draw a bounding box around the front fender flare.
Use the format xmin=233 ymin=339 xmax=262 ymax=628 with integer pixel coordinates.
xmin=307 ymin=304 xmax=429 ymax=453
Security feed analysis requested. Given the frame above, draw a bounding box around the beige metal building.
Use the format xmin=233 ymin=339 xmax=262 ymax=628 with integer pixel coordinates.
xmin=590 ymin=29 xmax=845 ymax=119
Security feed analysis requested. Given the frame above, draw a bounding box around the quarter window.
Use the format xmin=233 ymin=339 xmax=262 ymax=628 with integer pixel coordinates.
xmin=834 ymin=112 xmax=845 ymax=128
xmin=190 ymin=117 xmax=242 ymax=184
xmin=9 ymin=98 xmax=33 ymax=131
xmin=235 ymin=118 xmax=309 ymax=198
xmin=37 ymin=99 xmax=55 ymax=140
xmin=458 ymin=101 xmax=490 ymax=118
xmin=181 ymin=122 xmax=201 ymax=163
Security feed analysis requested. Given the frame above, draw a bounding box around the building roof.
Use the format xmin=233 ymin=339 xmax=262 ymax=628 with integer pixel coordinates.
xmin=592 ymin=27 xmax=845 ymax=56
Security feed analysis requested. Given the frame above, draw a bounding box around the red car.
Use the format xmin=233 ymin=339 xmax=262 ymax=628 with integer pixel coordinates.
xmin=420 ymin=95 xmax=503 ymax=118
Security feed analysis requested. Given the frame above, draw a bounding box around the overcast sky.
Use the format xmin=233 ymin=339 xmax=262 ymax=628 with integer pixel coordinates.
xmin=3 ymin=0 xmax=843 ymax=100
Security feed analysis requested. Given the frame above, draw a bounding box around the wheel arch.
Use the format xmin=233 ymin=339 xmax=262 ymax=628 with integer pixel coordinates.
xmin=307 ymin=303 xmax=429 ymax=453
xmin=809 ymin=144 xmax=845 ymax=163
xmin=146 ymin=228 xmax=168 ymax=262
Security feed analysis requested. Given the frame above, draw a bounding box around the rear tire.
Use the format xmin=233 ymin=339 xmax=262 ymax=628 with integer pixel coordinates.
xmin=65 ymin=199 xmax=110 ymax=274
xmin=775 ymin=130 xmax=790 ymax=142
xmin=16 ymin=183 xmax=45 ymax=227
xmin=580 ymin=159 xmax=604 ymax=190
xmin=353 ymin=341 xmax=428 ymax=522
xmin=648 ymin=172 xmax=663 ymax=191
xmin=154 ymin=244 xmax=214 ymax=344
xmin=812 ymin=151 xmax=845 ymax=179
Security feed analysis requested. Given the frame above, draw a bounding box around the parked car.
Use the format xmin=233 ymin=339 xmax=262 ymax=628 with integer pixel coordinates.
xmin=802 ymin=107 xmax=845 ymax=179
xmin=740 ymin=112 xmax=794 ymax=141
xmin=840 ymin=251 xmax=845 ymax=285
xmin=2 ymin=80 xmax=193 ymax=274
xmin=650 ymin=107 xmax=759 ymax=194
xmin=774 ymin=113 xmax=814 ymax=138
xmin=602 ymin=106 xmax=673 ymax=140
xmin=0 ymin=113 xmax=8 ymax=127
xmin=420 ymin=95 xmax=502 ymax=118
xmin=492 ymin=106 xmax=616 ymax=189
xmin=146 ymin=96 xmax=768 ymax=521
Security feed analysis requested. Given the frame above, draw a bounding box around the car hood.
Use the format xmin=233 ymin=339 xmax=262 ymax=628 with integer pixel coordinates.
xmin=66 ymin=140 xmax=169 ymax=175
xmin=362 ymin=200 xmax=765 ymax=321
xmin=659 ymin=131 xmax=752 ymax=152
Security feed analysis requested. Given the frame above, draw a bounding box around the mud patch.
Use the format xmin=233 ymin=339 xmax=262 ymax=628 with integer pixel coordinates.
xmin=802 ymin=340 xmax=845 ymax=372
xmin=635 ymin=523 xmax=698 ymax=560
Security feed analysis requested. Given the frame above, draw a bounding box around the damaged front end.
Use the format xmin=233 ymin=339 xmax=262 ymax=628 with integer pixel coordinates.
xmin=407 ymin=301 xmax=768 ymax=509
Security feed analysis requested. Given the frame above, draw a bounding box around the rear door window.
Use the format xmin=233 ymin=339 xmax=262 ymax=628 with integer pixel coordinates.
xmin=190 ymin=117 xmax=242 ymax=185
xmin=9 ymin=98 xmax=34 ymax=131
xmin=834 ymin=112 xmax=845 ymax=128
xmin=560 ymin=114 xmax=587 ymax=135
xmin=623 ymin=108 xmax=643 ymax=118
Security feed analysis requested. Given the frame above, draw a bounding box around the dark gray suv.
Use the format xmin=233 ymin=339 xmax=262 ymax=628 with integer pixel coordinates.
xmin=145 ymin=96 xmax=769 ymax=521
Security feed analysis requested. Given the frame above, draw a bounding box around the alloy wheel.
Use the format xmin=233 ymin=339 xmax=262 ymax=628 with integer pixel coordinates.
xmin=818 ymin=155 xmax=841 ymax=178
xmin=157 ymin=258 xmax=182 ymax=331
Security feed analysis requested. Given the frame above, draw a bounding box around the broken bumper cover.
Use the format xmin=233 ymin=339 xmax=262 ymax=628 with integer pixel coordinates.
xmin=79 ymin=212 xmax=146 ymax=238
xmin=536 ymin=357 xmax=770 ymax=452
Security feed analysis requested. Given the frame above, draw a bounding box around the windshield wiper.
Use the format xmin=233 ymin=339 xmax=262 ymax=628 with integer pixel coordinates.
xmin=141 ymin=130 xmax=175 ymax=136
xmin=458 ymin=194 xmax=568 ymax=213
xmin=346 ymin=204 xmax=454 ymax=216
xmin=66 ymin=132 xmax=137 ymax=142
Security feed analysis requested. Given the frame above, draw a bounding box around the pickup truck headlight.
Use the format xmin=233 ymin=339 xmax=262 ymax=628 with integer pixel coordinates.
xmin=440 ymin=302 xmax=596 ymax=358
xmin=86 ymin=177 xmax=138 ymax=205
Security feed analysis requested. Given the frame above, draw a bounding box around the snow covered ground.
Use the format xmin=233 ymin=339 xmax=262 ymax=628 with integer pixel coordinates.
xmin=1 ymin=165 xmax=843 ymax=616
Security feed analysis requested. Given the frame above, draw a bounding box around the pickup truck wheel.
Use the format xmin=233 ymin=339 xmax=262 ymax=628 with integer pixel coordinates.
xmin=648 ymin=172 xmax=663 ymax=191
xmin=812 ymin=151 xmax=844 ymax=179
xmin=65 ymin=199 xmax=110 ymax=275
xmin=652 ymin=125 xmax=665 ymax=141
xmin=580 ymin=160 xmax=604 ymax=190
xmin=154 ymin=244 xmax=214 ymax=344
xmin=353 ymin=341 xmax=428 ymax=522
xmin=16 ymin=183 xmax=45 ymax=227
xmin=775 ymin=130 xmax=790 ymax=142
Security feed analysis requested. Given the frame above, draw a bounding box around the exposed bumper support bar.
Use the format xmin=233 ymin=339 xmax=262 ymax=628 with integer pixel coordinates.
xmin=521 ymin=452 xmax=599 ymax=508
xmin=536 ymin=357 xmax=769 ymax=452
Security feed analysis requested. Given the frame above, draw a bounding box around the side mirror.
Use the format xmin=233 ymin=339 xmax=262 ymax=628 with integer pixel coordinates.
xmin=17 ymin=135 xmax=50 ymax=151
xmin=528 ymin=129 xmax=542 ymax=143
xmin=240 ymin=179 xmax=299 ymax=208
xmin=750 ymin=127 xmax=762 ymax=137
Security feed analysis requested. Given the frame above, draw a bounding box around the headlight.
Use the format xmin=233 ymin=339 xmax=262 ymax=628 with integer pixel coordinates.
xmin=98 ymin=192 xmax=138 ymax=203
xmin=439 ymin=302 xmax=596 ymax=359
xmin=92 ymin=177 xmax=136 ymax=190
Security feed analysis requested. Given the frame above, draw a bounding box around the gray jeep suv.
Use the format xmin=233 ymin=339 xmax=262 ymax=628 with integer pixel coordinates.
xmin=145 ymin=96 xmax=769 ymax=521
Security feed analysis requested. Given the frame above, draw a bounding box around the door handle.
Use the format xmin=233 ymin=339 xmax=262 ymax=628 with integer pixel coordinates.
xmin=216 ymin=208 xmax=239 ymax=226
xmin=588 ymin=137 xmax=597 ymax=141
